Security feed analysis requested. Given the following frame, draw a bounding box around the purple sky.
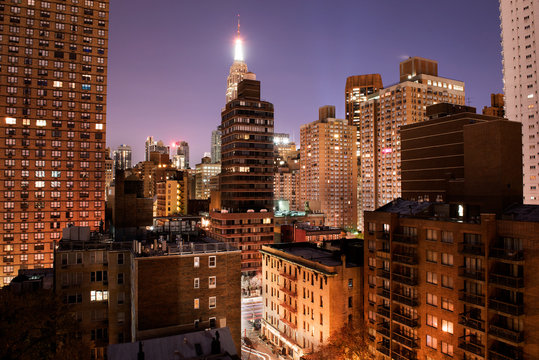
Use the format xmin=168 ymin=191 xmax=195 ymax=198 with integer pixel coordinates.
xmin=107 ymin=0 xmax=502 ymax=165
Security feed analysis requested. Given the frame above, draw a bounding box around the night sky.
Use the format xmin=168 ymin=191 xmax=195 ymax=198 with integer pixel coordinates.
xmin=107 ymin=0 xmax=502 ymax=165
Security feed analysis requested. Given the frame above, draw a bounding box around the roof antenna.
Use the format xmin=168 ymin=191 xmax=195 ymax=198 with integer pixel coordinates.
xmin=237 ymin=14 xmax=240 ymax=36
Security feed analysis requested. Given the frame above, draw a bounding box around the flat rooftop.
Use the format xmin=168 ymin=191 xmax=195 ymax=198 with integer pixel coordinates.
xmin=265 ymin=243 xmax=342 ymax=267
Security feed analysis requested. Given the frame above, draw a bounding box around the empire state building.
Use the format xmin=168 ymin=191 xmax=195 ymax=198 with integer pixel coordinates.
xmin=225 ymin=21 xmax=255 ymax=103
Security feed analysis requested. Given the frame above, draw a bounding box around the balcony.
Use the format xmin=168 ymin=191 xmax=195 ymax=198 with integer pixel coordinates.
xmin=489 ymin=273 xmax=524 ymax=289
xmin=458 ymin=242 xmax=485 ymax=256
xmin=391 ymin=350 xmax=417 ymax=360
xmin=392 ymin=272 xmax=418 ymax=286
xmin=459 ymin=289 xmax=485 ymax=307
xmin=279 ymin=315 xmax=296 ymax=329
xmin=458 ymin=336 xmax=485 ymax=357
xmin=376 ymin=342 xmax=390 ymax=356
xmin=488 ymin=298 xmax=524 ymax=316
xmin=489 ymin=247 xmax=524 ymax=262
xmin=458 ymin=313 xmax=485 ymax=332
xmin=279 ymin=271 xmax=297 ymax=281
xmin=458 ymin=266 xmax=485 ymax=281
xmin=392 ymin=252 xmax=418 ymax=265
xmin=376 ymin=305 xmax=390 ymax=318
xmin=392 ymin=311 xmax=419 ymax=328
xmin=392 ymin=233 xmax=418 ymax=245
xmin=280 ymin=300 xmax=297 ymax=313
xmin=376 ymin=322 xmax=390 ymax=338
xmin=376 ymin=248 xmax=390 ymax=260
xmin=489 ymin=323 xmax=524 ymax=344
xmin=376 ymin=268 xmax=390 ymax=280
xmin=375 ymin=230 xmax=389 ymax=240
xmin=488 ymin=341 xmax=523 ymax=360
xmin=392 ymin=331 xmax=419 ymax=348
xmin=377 ymin=287 xmax=390 ymax=300
xmin=279 ymin=285 xmax=297 ymax=297
xmin=393 ymin=293 xmax=419 ymax=307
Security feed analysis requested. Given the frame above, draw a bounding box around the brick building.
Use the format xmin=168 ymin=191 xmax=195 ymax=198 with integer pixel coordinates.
xmin=363 ymin=199 xmax=539 ymax=360
xmin=280 ymin=223 xmax=341 ymax=244
xmin=260 ymin=240 xmax=363 ymax=360
xmin=0 ymin=0 xmax=109 ymax=286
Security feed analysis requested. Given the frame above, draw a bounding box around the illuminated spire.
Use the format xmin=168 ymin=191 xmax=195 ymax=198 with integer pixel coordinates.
xmin=234 ymin=14 xmax=244 ymax=62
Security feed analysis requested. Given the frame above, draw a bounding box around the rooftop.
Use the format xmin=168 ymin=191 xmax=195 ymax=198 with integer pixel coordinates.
xmin=502 ymin=203 xmax=539 ymax=222
xmin=263 ymin=241 xmax=362 ymax=268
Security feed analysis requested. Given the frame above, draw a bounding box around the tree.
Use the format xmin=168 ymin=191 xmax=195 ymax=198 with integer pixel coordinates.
xmin=304 ymin=324 xmax=374 ymax=360
xmin=0 ymin=288 xmax=88 ymax=360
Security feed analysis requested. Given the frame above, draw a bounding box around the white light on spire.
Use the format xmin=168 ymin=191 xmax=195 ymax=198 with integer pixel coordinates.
xmin=234 ymin=38 xmax=244 ymax=62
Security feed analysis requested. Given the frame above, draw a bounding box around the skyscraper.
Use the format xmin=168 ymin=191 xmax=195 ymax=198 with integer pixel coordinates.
xmin=300 ymin=106 xmax=358 ymax=229
xmin=144 ymin=136 xmax=154 ymax=162
xmin=225 ymin=19 xmax=254 ymax=103
xmin=210 ymin=78 xmax=275 ymax=274
xmin=347 ymin=57 xmax=465 ymax=230
xmin=211 ymin=126 xmax=222 ymax=163
xmin=113 ymin=144 xmax=132 ymax=171
xmin=500 ymin=0 xmax=538 ymax=203
xmin=0 ymin=0 xmax=109 ymax=286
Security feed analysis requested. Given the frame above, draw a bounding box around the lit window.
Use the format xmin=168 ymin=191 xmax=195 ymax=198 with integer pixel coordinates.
xmin=194 ymin=298 xmax=199 ymax=309
xmin=95 ymin=123 xmax=103 ymax=130
xmin=36 ymin=119 xmax=46 ymax=127
xmin=442 ymin=320 xmax=453 ymax=334
xmin=5 ymin=117 xmax=16 ymax=125
xmin=194 ymin=257 xmax=199 ymax=268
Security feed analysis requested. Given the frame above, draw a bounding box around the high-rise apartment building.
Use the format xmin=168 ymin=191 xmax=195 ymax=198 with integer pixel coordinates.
xmin=0 ymin=0 xmax=109 ymax=286
xmin=155 ymin=171 xmax=189 ymax=216
xmin=346 ymin=57 xmax=465 ymax=230
xmin=113 ymin=144 xmax=131 ymax=171
xmin=500 ymin=0 xmax=539 ymax=204
xmin=144 ymin=136 xmax=154 ymax=162
xmin=211 ymin=126 xmax=222 ymax=164
xmin=210 ymin=79 xmax=275 ymax=273
xmin=147 ymin=139 xmax=169 ymax=160
xmin=300 ymin=105 xmax=357 ymax=229
xmin=172 ymin=140 xmax=189 ymax=169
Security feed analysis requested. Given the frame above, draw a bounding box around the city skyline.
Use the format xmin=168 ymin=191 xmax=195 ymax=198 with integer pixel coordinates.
xmin=107 ymin=0 xmax=502 ymax=164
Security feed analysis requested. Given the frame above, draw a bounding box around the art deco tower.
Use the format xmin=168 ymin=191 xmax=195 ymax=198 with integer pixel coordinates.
xmin=0 ymin=0 xmax=109 ymax=286
xmin=225 ymin=17 xmax=254 ymax=103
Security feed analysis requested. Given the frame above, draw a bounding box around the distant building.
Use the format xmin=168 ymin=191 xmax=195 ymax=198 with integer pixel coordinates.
xmin=300 ymin=106 xmax=357 ymax=229
xmin=172 ymin=141 xmax=190 ymax=169
xmin=482 ymin=93 xmax=504 ymax=117
xmin=273 ymin=211 xmax=325 ymax=243
xmin=346 ymin=57 xmax=466 ymax=230
xmin=226 ymin=24 xmax=252 ymax=103
xmin=274 ymin=151 xmax=300 ymax=212
xmin=280 ymin=223 xmax=341 ymax=244
xmin=148 ymin=139 xmax=170 ymax=160
xmin=195 ymin=157 xmax=221 ymax=200
xmin=114 ymin=144 xmax=132 ymax=171
xmin=261 ymin=240 xmax=364 ymax=359
xmin=156 ymin=171 xmax=189 ymax=216
xmin=211 ymin=126 xmax=222 ymax=163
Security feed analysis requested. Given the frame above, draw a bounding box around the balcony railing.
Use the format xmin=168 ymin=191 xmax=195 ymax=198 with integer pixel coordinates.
xmin=376 ymin=305 xmax=390 ymax=318
xmin=376 ymin=249 xmax=390 ymax=260
xmin=458 ymin=313 xmax=485 ymax=332
xmin=459 ymin=289 xmax=485 ymax=307
xmin=488 ymin=298 xmax=524 ymax=316
xmin=376 ymin=268 xmax=390 ymax=280
xmin=392 ymin=311 xmax=419 ymax=328
xmin=392 ymin=233 xmax=418 ymax=245
xmin=279 ymin=315 xmax=297 ymax=329
xmin=279 ymin=285 xmax=297 ymax=297
xmin=376 ymin=342 xmax=390 ymax=356
xmin=393 ymin=293 xmax=419 ymax=307
xmin=377 ymin=288 xmax=390 ymax=300
xmin=279 ymin=271 xmax=297 ymax=281
xmin=458 ymin=266 xmax=485 ymax=281
xmin=458 ymin=336 xmax=485 ymax=357
xmin=392 ymin=331 xmax=419 ymax=348
xmin=458 ymin=242 xmax=485 ymax=256
xmin=392 ymin=272 xmax=418 ymax=286
xmin=488 ymin=342 xmax=523 ymax=360
xmin=392 ymin=253 xmax=418 ymax=265
xmin=489 ymin=247 xmax=524 ymax=262
xmin=375 ymin=230 xmax=390 ymax=240
xmin=391 ymin=350 xmax=417 ymax=360
xmin=489 ymin=273 xmax=524 ymax=288
xmin=376 ymin=323 xmax=390 ymax=338
xmin=489 ymin=323 xmax=524 ymax=344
